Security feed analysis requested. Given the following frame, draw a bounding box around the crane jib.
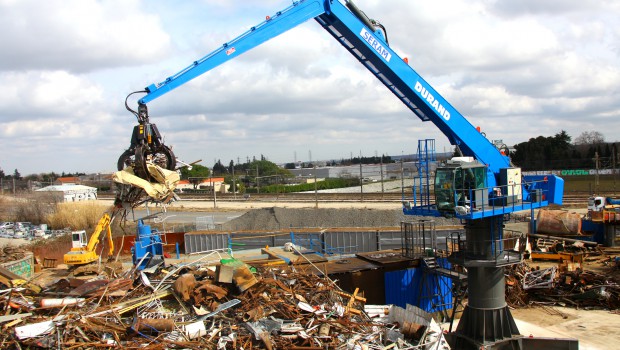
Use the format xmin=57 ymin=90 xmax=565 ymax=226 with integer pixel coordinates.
xmin=360 ymin=28 xmax=391 ymax=62
xmin=414 ymin=81 xmax=451 ymax=121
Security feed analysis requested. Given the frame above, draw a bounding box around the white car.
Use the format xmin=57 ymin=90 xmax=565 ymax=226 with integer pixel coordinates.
xmin=0 ymin=222 xmax=14 ymax=230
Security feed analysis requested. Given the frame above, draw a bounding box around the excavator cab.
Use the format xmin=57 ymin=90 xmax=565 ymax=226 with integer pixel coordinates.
xmin=435 ymin=159 xmax=487 ymax=213
xmin=71 ymin=230 xmax=88 ymax=249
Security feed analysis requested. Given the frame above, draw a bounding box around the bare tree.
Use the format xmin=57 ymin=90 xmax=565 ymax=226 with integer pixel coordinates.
xmin=574 ymin=130 xmax=605 ymax=145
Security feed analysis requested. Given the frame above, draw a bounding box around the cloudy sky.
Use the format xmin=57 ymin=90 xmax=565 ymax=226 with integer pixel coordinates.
xmin=1 ymin=0 xmax=618 ymax=175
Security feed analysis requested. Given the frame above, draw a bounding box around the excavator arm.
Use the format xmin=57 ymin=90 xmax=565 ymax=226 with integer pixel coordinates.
xmin=85 ymin=213 xmax=113 ymax=255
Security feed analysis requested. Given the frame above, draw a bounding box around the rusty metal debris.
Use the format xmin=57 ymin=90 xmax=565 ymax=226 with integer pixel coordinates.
xmin=0 ymin=246 xmax=28 ymax=264
xmin=506 ymin=259 xmax=620 ymax=309
xmin=0 ymin=251 xmax=449 ymax=349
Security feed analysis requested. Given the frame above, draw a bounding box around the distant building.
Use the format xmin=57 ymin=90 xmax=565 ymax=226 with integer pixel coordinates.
xmin=55 ymin=176 xmax=81 ymax=185
xmin=177 ymin=178 xmax=230 ymax=193
xmin=36 ymin=184 xmax=97 ymax=202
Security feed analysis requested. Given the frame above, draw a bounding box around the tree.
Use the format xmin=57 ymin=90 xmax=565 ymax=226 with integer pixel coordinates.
xmin=13 ymin=169 xmax=21 ymax=180
xmin=512 ymin=130 xmax=572 ymax=170
xmin=212 ymin=159 xmax=227 ymax=175
xmin=0 ymin=168 xmax=4 ymax=178
xmin=41 ymin=172 xmax=57 ymax=183
xmin=574 ymin=130 xmax=604 ymax=145
xmin=180 ymin=164 xmax=210 ymax=180
xmin=180 ymin=164 xmax=211 ymax=189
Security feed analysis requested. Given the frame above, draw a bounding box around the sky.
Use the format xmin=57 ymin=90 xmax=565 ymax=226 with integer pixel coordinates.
xmin=0 ymin=0 xmax=619 ymax=176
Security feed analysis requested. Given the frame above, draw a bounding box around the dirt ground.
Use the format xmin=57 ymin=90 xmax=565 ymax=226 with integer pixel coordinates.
xmin=511 ymin=306 xmax=620 ymax=349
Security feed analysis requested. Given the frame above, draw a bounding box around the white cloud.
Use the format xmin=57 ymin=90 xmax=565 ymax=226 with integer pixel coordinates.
xmin=0 ymin=0 xmax=171 ymax=72
xmin=0 ymin=0 xmax=619 ymax=174
xmin=0 ymin=71 xmax=104 ymax=122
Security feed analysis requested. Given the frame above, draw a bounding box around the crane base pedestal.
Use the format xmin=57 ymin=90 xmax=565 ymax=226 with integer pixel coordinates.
xmin=450 ymin=305 xmax=521 ymax=350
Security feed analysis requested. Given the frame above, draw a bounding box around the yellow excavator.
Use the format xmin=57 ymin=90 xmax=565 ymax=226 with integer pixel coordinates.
xmin=63 ymin=212 xmax=117 ymax=275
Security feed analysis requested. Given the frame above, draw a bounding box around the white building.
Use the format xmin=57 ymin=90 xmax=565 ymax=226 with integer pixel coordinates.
xmin=36 ymin=184 xmax=97 ymax=202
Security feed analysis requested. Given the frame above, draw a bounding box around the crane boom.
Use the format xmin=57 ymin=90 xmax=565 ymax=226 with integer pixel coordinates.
xmin=134 ymin=0 xmax=562 ymax=218
xmin=141 ymin=0 xmax=506 ymax=171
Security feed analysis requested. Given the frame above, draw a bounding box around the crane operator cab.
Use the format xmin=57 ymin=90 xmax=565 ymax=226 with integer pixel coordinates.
xmin=435 ymin=158 xmax=488 ymax=214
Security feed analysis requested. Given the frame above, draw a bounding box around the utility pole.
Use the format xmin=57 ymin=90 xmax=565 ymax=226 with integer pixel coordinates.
xmin=256 ymin=164 xmax=259 ymax=194
xmin=613 ymin=147 xmax=617 ymax=195
xmin=314 ymin=165 xmax=318 ymax=208
xmin=594 ymin=151 xmax=600 ymax=194
xmin=232 ymin=166 xmax=236 ymax=200
xmin=210 ymin=175 xmax=217 ymax=208
xmin=400 ymin=158 xmax=404 ymax=199
xmin=359 ymin=151 xmax=363 ymax=202
xmin=380 ymin=155 xmax=384 ymax=199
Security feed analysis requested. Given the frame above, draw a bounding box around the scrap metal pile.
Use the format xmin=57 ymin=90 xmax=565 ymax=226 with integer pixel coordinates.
xmin=0 ymin=246 xmax=28 ymax=264
xmin=0 ymin=253 xmax=448 ymax=349
xmin=505 ymin=260 xmax=620 ymax=309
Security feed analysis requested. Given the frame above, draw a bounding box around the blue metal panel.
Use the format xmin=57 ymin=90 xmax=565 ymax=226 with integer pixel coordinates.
xmin=385 ymin=264 xmax=453 ymax=313
xmin=581 ymin=220 xmax=605 ymax=244
xmin=524 ymin=174 xmax=564 ymax=205
xmin=385 ymin=268 xmax=420 ymax=309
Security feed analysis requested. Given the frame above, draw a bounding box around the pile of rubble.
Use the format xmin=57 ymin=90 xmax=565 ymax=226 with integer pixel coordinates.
xmin=0 ymin=246 xmax=27 ymax=264
xmin=0 ymin=251 xmax=449 ymax=349
xmin=506 ymin=260 xmax=620 ymax=309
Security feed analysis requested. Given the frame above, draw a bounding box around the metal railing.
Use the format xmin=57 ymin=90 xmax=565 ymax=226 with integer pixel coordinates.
xmin=446 ymin=231 xmax=525 ymax=267
xmin=451 ymin=178 xmax=548 ymax=215
xmin=406 ymin=177 xmax=552 ymax=219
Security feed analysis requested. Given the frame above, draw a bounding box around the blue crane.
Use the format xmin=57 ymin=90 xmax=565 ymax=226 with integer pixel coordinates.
xmin=119 ymin=1 xmax=566 ymax=348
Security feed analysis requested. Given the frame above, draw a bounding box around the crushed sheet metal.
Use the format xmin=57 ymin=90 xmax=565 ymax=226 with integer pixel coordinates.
xmin=14 ymin=320 xmax=55 ymax=340
xmin=112 ymin=163 xmax=179 ymax=202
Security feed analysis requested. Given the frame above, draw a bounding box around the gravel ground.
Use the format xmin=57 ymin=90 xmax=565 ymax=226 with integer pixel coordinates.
xmin=221 ymin=207 xmax=460 ymax=231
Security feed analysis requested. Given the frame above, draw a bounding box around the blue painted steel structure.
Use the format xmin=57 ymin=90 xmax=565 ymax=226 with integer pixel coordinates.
xmin=130 ymin=1 xmax=567 ymax=347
